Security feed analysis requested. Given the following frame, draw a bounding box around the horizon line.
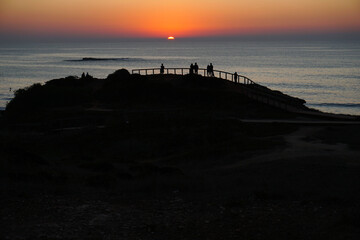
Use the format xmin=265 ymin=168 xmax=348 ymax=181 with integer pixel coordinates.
xmin=1 ymin=31 xmax=360 ymax=43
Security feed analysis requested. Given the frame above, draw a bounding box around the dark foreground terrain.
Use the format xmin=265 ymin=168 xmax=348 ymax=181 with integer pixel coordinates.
xmin=1 ymin=70 xmax=360 ymax=239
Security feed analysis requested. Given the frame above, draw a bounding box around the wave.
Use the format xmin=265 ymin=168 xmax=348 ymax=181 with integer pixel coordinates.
xmin=308 ymin=103 xmax=360 ymax=108
xmin=64 ymin=57 xmax=147 ymax=62
xmin=0 ymin=93 xmax=13 ymax=101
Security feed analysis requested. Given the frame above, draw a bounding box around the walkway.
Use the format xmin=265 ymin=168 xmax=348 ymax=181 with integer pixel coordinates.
xmin=132 ymin=67 xmax=305 ymax=113
xmin=237 ymin=119 xmax=360 ymax=125
xmin=132 ymin=67 xmax=359 ymax=121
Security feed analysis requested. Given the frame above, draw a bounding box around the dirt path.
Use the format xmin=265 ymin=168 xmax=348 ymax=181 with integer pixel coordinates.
xmin=223 ymin=125 xmax=360 ymax=170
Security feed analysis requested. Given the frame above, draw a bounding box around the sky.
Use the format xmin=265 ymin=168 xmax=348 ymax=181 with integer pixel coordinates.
xmin=0 ymin=0 xmax=360 ymax=39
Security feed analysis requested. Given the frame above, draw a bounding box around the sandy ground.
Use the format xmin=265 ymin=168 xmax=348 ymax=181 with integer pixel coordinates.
xmin=1 ymin=121 xmax=360 ymax=239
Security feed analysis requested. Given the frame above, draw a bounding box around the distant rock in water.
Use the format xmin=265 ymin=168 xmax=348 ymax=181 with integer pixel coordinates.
xmin=64 ymin=57 xmax=145 ymax=62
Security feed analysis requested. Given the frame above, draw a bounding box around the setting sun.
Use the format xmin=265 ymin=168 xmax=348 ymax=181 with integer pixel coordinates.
xmin=168 ymin=36 xmax=175 ymax=40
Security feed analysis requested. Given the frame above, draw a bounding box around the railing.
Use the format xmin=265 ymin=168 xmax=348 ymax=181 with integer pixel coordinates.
xmin=131 ymin=67 xmax=256 ymax=85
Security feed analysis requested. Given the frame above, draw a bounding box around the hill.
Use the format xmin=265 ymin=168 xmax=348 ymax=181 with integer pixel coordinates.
xmin=3 ymin=69 xmax=312 ymax=127
xmin=1 ymin=69 xmax=360 ymax=239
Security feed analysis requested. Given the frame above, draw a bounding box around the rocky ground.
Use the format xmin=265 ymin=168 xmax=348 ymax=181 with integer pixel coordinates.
xmin=1 ymin=121 xmax=360 ymax=239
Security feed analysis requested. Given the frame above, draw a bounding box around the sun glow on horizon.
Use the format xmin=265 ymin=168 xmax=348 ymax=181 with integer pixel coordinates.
xmin=168 ymin=36 xmax=175 ymax=40
xmin=0 ymin=0 xmax=359 ymax=38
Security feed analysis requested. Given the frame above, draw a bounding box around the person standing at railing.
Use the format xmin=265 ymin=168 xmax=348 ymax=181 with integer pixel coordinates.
xmin=194 ymin=62 xmax=199 ymax=74
xmin=209 ymin=63 xmax=214 ymax=77
xmin=160 ymin=63 xmax=165 ymax=74
xmin=190 ymin=63 xmax=194 ymax=74
xmin=234 ymin=72 xmax=238 ymax=83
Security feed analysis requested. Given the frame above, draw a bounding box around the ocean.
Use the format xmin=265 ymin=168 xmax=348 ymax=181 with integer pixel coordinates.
xmin=0 ymin=39 xmax=359 ymax=115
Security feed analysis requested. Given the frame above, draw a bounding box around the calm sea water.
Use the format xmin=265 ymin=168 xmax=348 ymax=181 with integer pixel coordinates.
xmin=0 ymin=40 xmax=359 ymax=115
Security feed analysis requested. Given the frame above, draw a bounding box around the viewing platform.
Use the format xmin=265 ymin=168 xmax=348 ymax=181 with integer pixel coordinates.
xmin=132 ymin=67 xmax=306 ymax=112
xmin=132 ymin=67 xmax=256 ymax=85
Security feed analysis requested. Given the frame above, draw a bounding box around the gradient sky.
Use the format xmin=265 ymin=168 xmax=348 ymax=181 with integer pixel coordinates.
xmin=1 ymin=0 xmax=360 ymax=38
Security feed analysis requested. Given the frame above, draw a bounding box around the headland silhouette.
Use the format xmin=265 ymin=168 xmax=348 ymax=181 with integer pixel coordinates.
xmin=1 ymin=68 xmax=360 ymax=239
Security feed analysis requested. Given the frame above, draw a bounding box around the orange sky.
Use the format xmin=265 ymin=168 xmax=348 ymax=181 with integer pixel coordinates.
xmin=0 ymin=0 xmax=359 ymax=38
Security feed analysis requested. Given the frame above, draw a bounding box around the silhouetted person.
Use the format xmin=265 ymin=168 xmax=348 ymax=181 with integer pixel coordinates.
xmin=160 ymin=63 xmax=165 ymax=74
xmin=209 ymin=63 xmax=214 ymax=77
xmin=190 ymin=63 xmax=194 ymax=74
xmin=194 ymin=62 xmax=199 ymax=74
xmin=81 ymin=72 xmax=85 ymax=79
xmin=206 ymin=64 xmax=210 ymax=76
xmin=86 ymin=72 xmax=89 ymax=78
xmin=234 ymin=72 xmax=238 ymax=83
